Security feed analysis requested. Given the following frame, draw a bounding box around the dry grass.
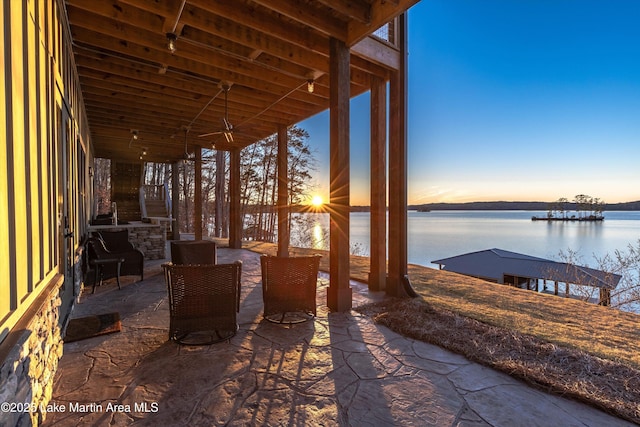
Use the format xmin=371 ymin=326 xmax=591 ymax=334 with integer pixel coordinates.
xmin=226 ymin=239 xmax=640 ymax=423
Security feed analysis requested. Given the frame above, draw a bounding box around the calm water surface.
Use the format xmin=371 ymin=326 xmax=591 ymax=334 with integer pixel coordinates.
xmin=293 ymin=210 xmax=640 ymax=269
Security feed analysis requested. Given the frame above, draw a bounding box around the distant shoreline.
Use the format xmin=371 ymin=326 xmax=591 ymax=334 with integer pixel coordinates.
xmin=347 ymin=200 xmax=640 ymax=212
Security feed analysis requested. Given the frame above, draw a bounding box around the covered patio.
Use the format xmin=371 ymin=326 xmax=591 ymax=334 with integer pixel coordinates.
xmin=1 ymin=2 xmax=637 ymax=426
xmin=67 ymin=0 xmax=420 ymax=309
xmin=42 ymin=245 xmax=625 ymax=426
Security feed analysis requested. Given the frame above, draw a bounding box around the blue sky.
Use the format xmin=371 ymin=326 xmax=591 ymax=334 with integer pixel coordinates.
xmin=299 ymin=0 xmax=640 ymax=206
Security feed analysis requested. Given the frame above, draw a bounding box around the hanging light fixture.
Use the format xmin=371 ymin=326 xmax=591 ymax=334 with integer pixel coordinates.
xmin=307 ymin=79 xmax=315 ymax=93
xmin=128 ymin=129 xmax=139 ymax=148
xmin=166 ymin=33 xmax=177 ymax=54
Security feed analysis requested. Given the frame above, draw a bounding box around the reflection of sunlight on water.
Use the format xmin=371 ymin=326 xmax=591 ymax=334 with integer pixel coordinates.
xmin=313 ymin=221 xmax=324 ymax=249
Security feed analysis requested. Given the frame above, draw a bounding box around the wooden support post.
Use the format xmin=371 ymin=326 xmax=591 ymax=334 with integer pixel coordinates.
xmin=171 ymin=161 xmax=180 ymax=240
xmin=388 ymin=14 xmax=413 ymax=298
xmin=229 ymin=148 xmax=242 ymax=249
xmin=214 ymin=150 xmax=225 ymax=238
xmin=277 ymin=125 xmax=289 ymax=257
xmin=328 ymin=37 xmax=352 ymax=312
xmin=369 ymin=76 xmax=387 ymax=291
xmin=194 ymin=146 xmax=203 ymax=240
xmin=554 ymin=281 xmax=558 ymax=296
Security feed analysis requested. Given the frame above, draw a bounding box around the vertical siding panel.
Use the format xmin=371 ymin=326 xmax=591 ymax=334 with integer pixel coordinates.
xmin=45 ymin=0 xmax=55 ymax=273
xmin=28 ymin=0 xmax=41 ymax=287
xmin=0 ymin=0 xmax=10 ymax=316
xmin=39 ymin=8 xmax=50 ymax=278
xmin=10 ymin=0 xmax=28 ymax=302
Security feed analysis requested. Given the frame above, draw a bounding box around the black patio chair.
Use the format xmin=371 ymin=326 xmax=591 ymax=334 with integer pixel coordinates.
xmin=86 ymin=237 xmax=125 ymax=293
xmin=95 ymin=230 xmax=144 ymax=280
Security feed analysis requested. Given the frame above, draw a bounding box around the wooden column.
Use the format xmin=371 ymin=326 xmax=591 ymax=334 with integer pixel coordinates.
xmin=229 ymin=148 xmax=242 ymax=249
xmin=171 ymin=161 xmax=180 ymax=240
xmin=194 ymin=146 xmax=203 ymax=240
xmin=277 ymin=125 xmax=289 ymax=257
xmin=369 ymin=76 xmax=387 ymax=291
xmin=214 ymin=150 xmax=225 ymax=238
xmin=388 ymin=14 xmax=414 ymax=297
xmin=328 ymin=37 xmax=352 ymax=312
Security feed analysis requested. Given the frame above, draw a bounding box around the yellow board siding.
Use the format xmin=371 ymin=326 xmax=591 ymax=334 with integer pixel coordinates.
xmin=1 ymin=0 xmax=92 ymax=339
xmin=0 ymin=0 xmax=9 ymax=317
xmin=39 ymin=36 xmax=50 ymax=274
xmin=10 ymin=0 xmax=28 ymax=303
xmin=28 ymin=1 xmax=42 ymax=287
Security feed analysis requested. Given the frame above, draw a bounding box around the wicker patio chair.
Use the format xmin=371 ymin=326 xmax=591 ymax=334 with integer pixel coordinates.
xmin=260 ymin=254 xmax=321 ymax=323
xmin=170 ymin=240 xmax=217 ymax=265
xmin=162 ymin=261 xmax=242 ymax=345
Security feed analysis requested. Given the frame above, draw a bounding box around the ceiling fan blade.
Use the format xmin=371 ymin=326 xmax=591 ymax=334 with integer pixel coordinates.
xmin=198 ymin=131 xmax=223 ymax=138
xmin=224 ymin=131 xmax=234 ymax=143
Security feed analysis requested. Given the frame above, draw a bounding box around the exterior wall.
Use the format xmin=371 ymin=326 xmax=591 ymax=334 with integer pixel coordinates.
xmin=1 ymin=0 xmax=93 ymax=425
xmin=0 ymin=276 xmax=64 ymax=426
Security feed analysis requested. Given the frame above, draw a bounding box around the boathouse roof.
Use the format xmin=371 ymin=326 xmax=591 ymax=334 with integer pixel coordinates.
xmin=432 ymin=248 xmax=622 ymax=289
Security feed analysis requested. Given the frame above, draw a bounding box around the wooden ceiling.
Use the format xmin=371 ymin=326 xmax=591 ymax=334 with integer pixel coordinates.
xmin=64 ymin=0 xmax=419 ymax=163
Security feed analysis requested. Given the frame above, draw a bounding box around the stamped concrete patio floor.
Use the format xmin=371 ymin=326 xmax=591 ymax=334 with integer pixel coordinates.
xmin=44 ymin=248 xmax=632 ymax=426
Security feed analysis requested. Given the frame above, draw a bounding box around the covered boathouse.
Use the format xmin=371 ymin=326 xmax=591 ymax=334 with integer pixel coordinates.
xmin=432 ymin=248 xmax=622 ymax=306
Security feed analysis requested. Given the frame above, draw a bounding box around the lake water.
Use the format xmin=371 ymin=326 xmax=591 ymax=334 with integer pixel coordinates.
xmin=291 ymin=210 xmax=640 ymax=269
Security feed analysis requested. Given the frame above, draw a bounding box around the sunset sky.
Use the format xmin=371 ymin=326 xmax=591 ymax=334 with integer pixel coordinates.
xmin=299 ymin=0 xmax=640 ymax=206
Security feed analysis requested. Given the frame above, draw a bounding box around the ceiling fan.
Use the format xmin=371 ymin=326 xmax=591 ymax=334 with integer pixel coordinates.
xmin=198 ymin=84 xmax=235 ymax=143
xmin=182 ymin=126 xmax=193 ymax=160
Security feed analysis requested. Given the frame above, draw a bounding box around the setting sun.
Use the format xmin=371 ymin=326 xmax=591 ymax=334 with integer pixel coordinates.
xmin=311 ymin=195 xmax=324 ymax=207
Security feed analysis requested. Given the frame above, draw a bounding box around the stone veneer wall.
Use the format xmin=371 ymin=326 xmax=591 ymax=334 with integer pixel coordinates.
xmin=0 ymin=277 xmax=65 ymax=427
xmin=93 ymin=225 xmax=165 ymax=260
xmin=128 ymin=226 xmax=165 ymax=260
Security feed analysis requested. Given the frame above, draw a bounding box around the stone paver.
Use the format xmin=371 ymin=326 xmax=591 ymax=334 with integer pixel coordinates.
xmin=42 ymin=248 xmax=633 ymax=426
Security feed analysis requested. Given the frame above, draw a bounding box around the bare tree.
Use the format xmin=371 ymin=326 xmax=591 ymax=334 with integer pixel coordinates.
xmin=558 ymin=243 xmax=640 ymax=312
xmin=93 ymin=158 xmax=111 ymax=215
xmin=238 ymin=125 xmax=316 ymax=242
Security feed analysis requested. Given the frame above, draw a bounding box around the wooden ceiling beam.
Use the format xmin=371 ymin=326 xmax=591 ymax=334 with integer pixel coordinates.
xmin=81 ymin=90 xmax=306 ymax=129
xmin=76 ymin=66 xmax=219 ymax=103
xmin=82 ymin=93 xmax=313 ymax=135
xmin=250 ymin=0 xmax=348 ymax=40
xmin=179 ymin=4 xmax=330 ymax=74
xmin=352 ymin=36 xmax=401 ymax=71
xmin=314 ymin=0 xmax=372 ymax=24
xmin=67 ymin=19 xmax=310 ymax=94
xmin=70 ymin=27 xmax=320 ymax=104
xmin=184 ymin=0 xmax=327 ymax=53
xmin=89 ymin=122 xmax=273 ymax=151
xmin=73 ymin=48 xmax=335 ymax=112
xmin=65 ymin=0 xmax=166 ymax=29
xmin=178 ymin=26 xmax=318 ymax=83
xmin=76 ymin=66 xmax=324 ymax=118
